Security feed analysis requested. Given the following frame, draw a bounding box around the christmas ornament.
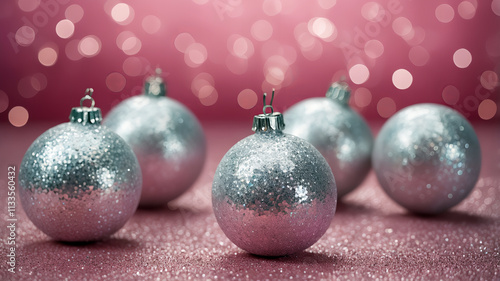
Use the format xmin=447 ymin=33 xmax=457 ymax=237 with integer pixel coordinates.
xmin=19 ymin=89 xmax=142 ymax=242
xmin=373 ymin=103 xmax=481 ymax=214
xmin=284 ymin=81 xmax=373 ymax=197
xmin=212 ymin=91 xmax=337 ymax=257
xmin=104 ymin=69 xmax=206 ymax=207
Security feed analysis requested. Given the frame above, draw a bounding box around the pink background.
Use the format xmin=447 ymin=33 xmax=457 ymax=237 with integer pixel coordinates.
xmin=0 ymin=0 xmax=499 ymax=126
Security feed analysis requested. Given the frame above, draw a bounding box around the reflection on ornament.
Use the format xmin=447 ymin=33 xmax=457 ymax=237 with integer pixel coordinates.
xmin=212 ymin=90 xmax=337 ymax=256
xmin=19 ymin=89 xmax=142 ymax=242
xmin=285 ymin=81 xmax=373 ymax=198
xmin=105 ymin=69 xmax=206 ymax=207
xmin=373 ymin=104 xmax=481 ymax=214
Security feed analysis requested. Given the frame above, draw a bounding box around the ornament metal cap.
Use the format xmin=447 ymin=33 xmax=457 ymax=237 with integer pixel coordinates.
xmin=144 ymin=68 xmax=167 ymax=97
xmin=69 ymin=88 xmax=102 ymax=125
xmin=326 ymin=79 xmax=351 ymax=105
xmin=252 ymin=89 xmax=285 ymax=132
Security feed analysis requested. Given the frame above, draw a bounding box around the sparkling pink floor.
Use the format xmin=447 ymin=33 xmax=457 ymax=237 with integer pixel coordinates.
xmin=1 ymin=121 xmax=499 ymax=280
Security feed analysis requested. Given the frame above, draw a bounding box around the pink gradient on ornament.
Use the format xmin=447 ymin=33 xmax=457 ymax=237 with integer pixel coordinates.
xmin=213 ymin=196 xmax=336 ymax=257
xmin=20 ymin=186 xmax=140 ymax=241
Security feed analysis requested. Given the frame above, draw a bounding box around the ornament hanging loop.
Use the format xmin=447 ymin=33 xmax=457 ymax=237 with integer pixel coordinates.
xmin=262 ymin=89 xmax=275 ymax=115
xmin=80 ymin=88 xmax=95 ymax=108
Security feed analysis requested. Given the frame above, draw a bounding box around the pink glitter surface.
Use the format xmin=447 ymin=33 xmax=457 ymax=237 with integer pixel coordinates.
xmin=1 ymin=121 xmax=499 ymax=280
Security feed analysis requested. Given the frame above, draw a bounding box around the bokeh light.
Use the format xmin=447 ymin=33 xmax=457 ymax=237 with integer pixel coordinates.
xmin=142 ymin=15 xmax=161 ymax=34
xmin=251 ymin=20 xmax=273 ymax=41
xmin=478 ymin=99 xmax=497 ymax=120
xmin=442 ymin=85 xmax=460 ymax=105
xmin=480 ymin=70 xmax=499 ymax=90
xmin=458 ymin=1 xmax=476 ymax=20
xmin=392 ymin=69 xmax=413 ymax=90
xmin=318 ymin=0 xmax=336 ymax=10
xmin=377 ymin=97 xmax=396 ymax=118
xmin=38 ymin=46 xmax=58 ymax=67
xmin=0 ymin=90 xmax=8 ymax=113
xmin=65 ymin=4 xmax=84 ymax=23
xmin=392 ymin=17 xmax=413 ymax=37
xmin=65 ymin=39 xmax=83 ymax=61
xmin=121 ymin=36 xmax=142 ymax=56
xmin=56 ymin=19 xmax=75 ymax=39
xmin=111 ymin=3 xmax=134 ymax=25
xmin=15 ymin=26 xmax=36 ymax=47
xmin=175 ymin=33 xmax=195 ymax=53
xmin=18 ymin=0 xmax=40 ymax=12
xmin=185 ymin=43 xmax=208 ymax=68
xmin=453 ymin=48 xmax=472 ymax=68
xmin=353 ymin=87 xmax=372 ymax=108
xmin=228 ymin=34 xmax=254 ymax=59
xmin=106 ymin=72 xmax=127 ymax=92
xmin=8 ymin=106 xmax=29 ymax=127
xmin=191 ymin=72 xmax=215 ymax=98
xmin=409 ymin=46 xmax=430 ymax=66
xmin=364 ymin=39 xmax=384 ymax=59
xmin=435 ymin=4 xmax=455 ymax=23
xmin=262 ymin=0 xmax=282 ymax=16
xmin=308 ymin=17 xmax=337 ymax=41
xmin=237 ymin=89 xmax=258 ymax=109
xmin=123 ymin=57 xmax=149 ymax=77
xmin=492 ymin=0 xmax=500 ymax=16
xmin=78 ymin=35 xmax=101 ymax=57
xmin=349 ymin=64 xmax=370 ymax=85
xmin=361 ymin=2 xmax=383 ymax=22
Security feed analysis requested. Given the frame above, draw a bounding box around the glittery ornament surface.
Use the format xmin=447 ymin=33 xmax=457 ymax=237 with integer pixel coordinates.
xmin=1 ymin=121 xmax=498 ymax=280
xmin=284 ymin=97 xmax=373 ymax=197
xmin=18 ymin=122 xmax=142 ymax=242
xmin=104 ymin=95 xmax=206 ymax=206
xmin=373 ymin=104 xmax=481 ymax=214
xmin=212 ymin=130 xmax=337 ymax=256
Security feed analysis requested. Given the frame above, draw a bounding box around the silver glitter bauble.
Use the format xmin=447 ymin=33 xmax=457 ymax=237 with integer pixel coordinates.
xmin=212 ymin=93 xmax=337 ymax=257
xmin=284 ymin=81 xmax=373 ymax=197
xmin=104 ymin=70 xmax=206 ymax=207
xmin=373 ymin=103 xmax=481 ymax=214
xmin=19 ymin=89 xmax=142 ymax=242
